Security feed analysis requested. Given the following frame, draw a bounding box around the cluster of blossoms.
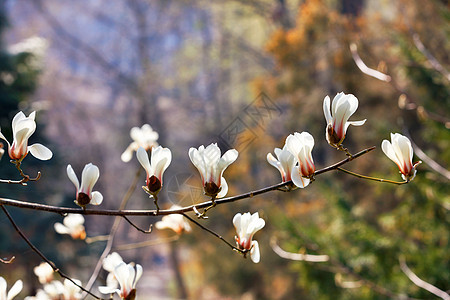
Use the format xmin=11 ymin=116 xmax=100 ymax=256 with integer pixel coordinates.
xmin=0 ymin=92 xmax=422 ymax=296
xmin=99 ymin=253 xmax=142 ymax=300
xmin=22 ymin=263 xmax=82 ymax=300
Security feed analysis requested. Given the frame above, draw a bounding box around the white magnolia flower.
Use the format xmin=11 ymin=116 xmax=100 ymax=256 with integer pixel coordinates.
xmin=67 ymin=163 xmax=103 ymax=207
xmin=33 ymin=262 xmax=54 ymax=284
xmin=99 ymin=262 xmax=143 ymax=300
xmin=24 ymin=289 xmax=48 ymax=300
xmin=285 ymin=132 xmax=315 ymax=188
xmin=121 ymin=124 xmax=159 ymax=162
xmin=0 ymin=111 xmax=52 ymax=161
xmin=267 ymin=144 xmax=296 ymax=183
xmin=323 ymin=92 xmax=366 ymax=147
xmin=137 ymin=146 xmax=171 ymax=197
xmin=233 ymin=212 xmax=265 ymax=263
xmin=382 ymin=133 xmax=420 ymax=182
xmin=0 ymin=277 xmax=23 ymax=300
xmin=54 ymin=214 xmax=86 ymax=240
xmin=155 ymin=205 xmax=192 ymax=234
xmin=189 ymin=143 xmax=238 ymax=198
xmin=102 ymin=252 xmax=124 ymax=291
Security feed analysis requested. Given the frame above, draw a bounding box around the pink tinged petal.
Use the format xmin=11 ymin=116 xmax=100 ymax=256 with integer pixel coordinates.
xmin=137 ymin=147 xmax=152 ymax=176
xmin=250 ymin=241 xmax=261 ymax=263
xmin=134 ymin=264 xmax=143 ymax=288
xmin=28 ymin=143 xmax=52 ymax=160
xmin=80 ymin=163 xmax=99 ymax=195
xmin=393 ymin=134 xmax=413 ymax=170
xmin=332 ymin=100 xmax=351 ymax=138
xmin=217 ymin=177 xmax=228 ymax=198
xmin=113 ymin=263 xmax=130 ymax=295
xmin=90 ymin=191 xmax=103 ymax=205
xmin=152 ymin=146 xmax=172 ymax=181
xmin=7 ymin=280 xmax=23 ymax=300
xmin=66 ymin=165 xmax=80 ymax=191
xmin=291 ymin=166 xmax=310 ymax=188
xmin=323 ymin=95 xmax=332 ymax=124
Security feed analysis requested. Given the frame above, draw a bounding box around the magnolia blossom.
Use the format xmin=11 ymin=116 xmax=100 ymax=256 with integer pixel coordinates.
xmin=286 ymin=132 xmax=315 ymax=188
xmin=267 ymin=144 xmax=296 ymax=183
xmin=233 ymin=212 xmax=265 ymax=263
xmin=102 ymin=252 xmax=124 ymax=291
xmin=33 ymin=262 xmax=54 ymax=284
xmin=27 ymin=279 xmax=81 ymax=300
xmin=323 ymin=92 xmax=366 ymax=147
xmin=382 ymin=133 xmax=420 ymax=181
xmin=189 ymin=143 xmax=238 ymax=198
xmin=0 ymin=277 xmax=23 ymax=300
xmin=99 ymin=262 xmax=143 ymax=300
xmin=67 ymin=163 xmax=103 ymax=207
xmin=0 ymin=111 xmax=52 ymax=161
xmin=121 ymin=124 xmax=159 ymax=162
xmin=155 ymin=205 xmax=192 ymax=234
xmin=54 ymin=214 xmax=86 ymax=240
xmin=136 ymin=146 xmax=171 ymax=197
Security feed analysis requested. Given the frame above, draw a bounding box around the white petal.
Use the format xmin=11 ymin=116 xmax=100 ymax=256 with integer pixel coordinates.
xmin=103 ymin=252 xmax=124 ymax=272
xmin=11 ymin=111 xmax=26 ymax=131
xmin=0 ymin=277 xmax=6 ymax=299
xmin=217 ymin=177 xmax=228 ymax=198
xmin=98 ymin=285 xmax=118 ymax=295
xmin=233 ymin=213 xmax=242 ymax=232
xmin=250 ymin=241 xmax=261 ymax=263
xmin=285 ymin=133 xmax=302 ymax=157
xmin=54 ymin=223 xmax=70 ymax=234
xmin=90 ymin=191 xmax=103 ymax=205
xmin=7 ymin=280 xmax=23 ymax=300
xmin=28 ymin=144 xmax=52 ymax=160
xmin=120 ymin=145 xmax=135 ymax=163
xmin=381 ymin=140 xmax=401 ymax=166
xmin=64 ymin=214 xmax=85 ymax=227
xmin=267 ymin=152 xmax=284 ymax=178
xmin=217 ymin=149 xmax=239 ymax=174
xmin=134 ymin=264 xmax=143 ymax=288
xmin=323 ymin=95 xmax=332 ymax=124
xmin=80 ymin=163 xmax=100 ymax=194
xmin=152 ymin=146 xmax=172 ymax=180
xmin=189 ymin=147 xmax=206 ymax=182
xmin=137 ymin=147 xmax=152 ymax=175
xmin=0 ymin=130 xmax=10 ymax=147
xmin=66 ymin=165 xmax=80 ymax=191
xmin=291 ymin=166 xmax=310 ymax=188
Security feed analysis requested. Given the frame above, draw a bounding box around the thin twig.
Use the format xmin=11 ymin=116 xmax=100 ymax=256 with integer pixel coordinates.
xmin=122 ymin=216 xmax=152 ymax=234
xmin=399 ymin=256 xmax=450 ymax=300
xmin=350 ymin=43 xmax=391 ymax=82
xmin=337 ymin=167 xmax=407 ymax=185
xmin=270 ymin=237 xmax=329 ymax=262
xmin=114 ymin=235 xmax=180 ymax=251
xmin=181 ymin=213 xmax=243 ymax=254
xmin=1 ymin=205 xmax=103 ymax=299
xmin=0 ymin=256 xmax=15 ymax=264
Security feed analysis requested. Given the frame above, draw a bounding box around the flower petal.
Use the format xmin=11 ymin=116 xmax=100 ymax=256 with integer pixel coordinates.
xmin=7 ymin=280 xmax=23 ymax=300
xmin=90 ymin=191 xmax=103 ymax=205
xmin=323 ymin=95 xmax=332 ymax=124
xmin=66 ymin=165 xmax=80 ymax=191
xmin=217 ymin=177 xmax=228 ymax=198
xmin=250 ymin=241 xmax=261 ymax=263
xmin=28 ymin=143 xmax=53 ymax=160
xmin=54 ymin=223 xmax=70 ymax=234
xmin=80 ymin=163 xmax=100 ymax=195
xmin=98 ymin=285 xmax=118 ymax=295
xmin=137 ymin=147 xmax=152 ymax=175
xmin=291 ymin=166 xmax=310 ymax=188
xmin=134 ymin=264 xmax=143 ymax=288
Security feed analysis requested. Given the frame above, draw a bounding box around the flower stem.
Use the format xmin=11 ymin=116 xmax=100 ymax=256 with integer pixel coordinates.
xmin=337 ymin=167 xmax=407 ymax=185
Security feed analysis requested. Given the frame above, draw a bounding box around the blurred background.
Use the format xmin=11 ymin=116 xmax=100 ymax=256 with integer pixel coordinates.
xmin=0 ymin=0 xmax=448 ymax=299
